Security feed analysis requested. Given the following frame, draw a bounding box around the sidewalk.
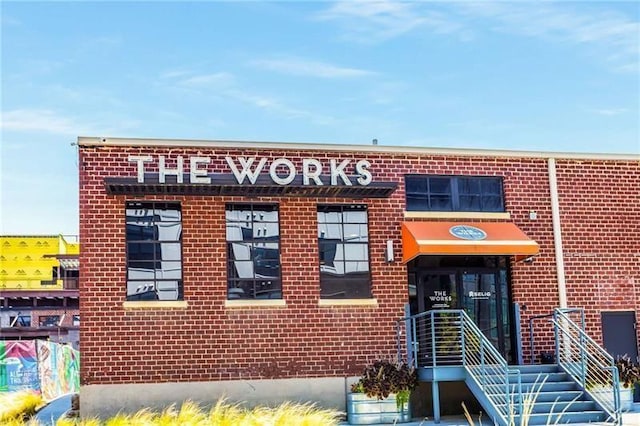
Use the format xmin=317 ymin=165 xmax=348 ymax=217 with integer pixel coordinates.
xmin=339 ymin=409 xmax=640 ymax=425
xmin=34 ymin=394 xmax=73 ymax=426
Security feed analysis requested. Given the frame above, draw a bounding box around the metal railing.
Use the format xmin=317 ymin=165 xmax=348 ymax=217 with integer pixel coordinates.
xmin=397 ymin=309 xmax=522 ymax=425
xmin=552 ymin=308 xmax=621 ymax=425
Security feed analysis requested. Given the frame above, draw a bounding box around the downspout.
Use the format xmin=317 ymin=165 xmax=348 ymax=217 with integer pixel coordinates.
xmin=548 ymin=158 xmax=568 ymax=309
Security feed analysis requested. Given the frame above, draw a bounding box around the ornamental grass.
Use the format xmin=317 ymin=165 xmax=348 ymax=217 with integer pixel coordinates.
xmin=0 ymin=390 xmax=44 ymax=424
xmin=55 ymin=399 xmax=342 ymax=426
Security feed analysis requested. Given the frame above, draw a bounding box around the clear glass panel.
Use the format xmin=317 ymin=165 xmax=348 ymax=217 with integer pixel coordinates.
xmin=430 ymin=195 xmax=452 ymax=210
xmin=482 ymin=195 xmax=503 ymax=212
xmin=158 ymin=243 xmax=181 ymax=261
xmin=318 ymin=222 xmax=343 ymax=240
xmin=406 ymin=196 xmax=429 ymax=211
xmin=156 ymin=261 xmax=182 ymax=279
xmin=319 ymin=242 xmax=338 ymax=266
xmin=344 ymin=224 xmax=368 ymax=242
xmin=228 ymin=280 xmax=255 ymax=299
xmin=254 ymin=208 xmax=278 ymax=223
xmin=254 ymin=260 xmax=280 ymax=279
xmin=344 ymin=261 xmax=370 ymax=273
xmin=127 ymin=243 xmax=158 ymax=262
xmin=344 ymin=210 xmax=367 ymax=223
xmin=156 ymin=280 xmax=180 ymax=300
xmin=126 ymin=281 xmax=158 ymax=300
xmin=459 ymin=195 xmax=481 ymax=211
xmin=126 ymin=223 xmax=155 ymax=241
xmin=228 ymin=242 xmax=252 ymax=261
xmin=157 ymin=222 xmax=181 ymax=241
xmin=254 ymin=243 xmax=279 ymax=259
xmin=226 ymin=224 xmax=248 ymax=241
xmin=255 ymin=279 xmax=281 ymax=299
xmin=253 ymin=222 xmax=279 ymax=239
xmin=127 ymin=264 xmax=155 ymax=279
xmin=482 ymin=178 xmax=502 ymax=195
xmin=429 ymin=177 xmax=451 ymax=193
xmin=226 ymin=207 xmax=252 ymax=223
xmin=126 ymin=205 xmax=154 ymax=222
xmin=405 ymin=177 xmax=427 ymax=194
xmin=228 ymin=260 xmax=254 ymax=279
xmin=318 ymin=210 xmax=342 ymax=223
xmin=156 ymin=205 xmax=181 ymax=221
xmin=343 ymin=243 xmax=369 ymax=261
xmin=458 ymin=178 xmax=481 ymax=194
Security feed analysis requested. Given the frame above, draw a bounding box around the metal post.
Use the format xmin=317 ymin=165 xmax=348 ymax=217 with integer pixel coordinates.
xmin=432 ymin=380 xmax=440 ymax=424
xmin=431 ymin=311 xmax=437 ymax=367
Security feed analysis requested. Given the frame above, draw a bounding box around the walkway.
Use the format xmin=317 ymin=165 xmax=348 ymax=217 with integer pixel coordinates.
xmin=34 ymin=394 xmax=73 ymax=425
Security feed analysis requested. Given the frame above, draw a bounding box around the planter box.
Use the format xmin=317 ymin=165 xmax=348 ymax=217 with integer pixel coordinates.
xmin=590 ymin=387 xmax=634 ymax=412
xmin=347 ymin=393 xmax=411 ymax=425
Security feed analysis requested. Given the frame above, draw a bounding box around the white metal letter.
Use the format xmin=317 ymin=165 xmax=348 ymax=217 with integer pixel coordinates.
xmin=303 ymin=159 xmax=323 ymax=185
xmin=355 ymin=160 xmax=372 ymax=186
xmin=269 ymin=158 xmax=296 ymax=185
xmin=190 ymin=156 xmax=211 ymax=184
xmin=159 ymin=156 xmax=184 ymax=184
xmin=226 ymin=156 xmax=267 ymax=184
xmin=128 ymin=155 xmax=153 ymax=183
xmin=330 ymin=159 xmax=352 ymax=186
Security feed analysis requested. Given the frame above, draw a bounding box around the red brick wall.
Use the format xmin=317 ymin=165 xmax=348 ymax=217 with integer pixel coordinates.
xmin=79 ymin=145 xmax=638 ymax=385
xmin=556 ymin=160 xmax=640 ymax=342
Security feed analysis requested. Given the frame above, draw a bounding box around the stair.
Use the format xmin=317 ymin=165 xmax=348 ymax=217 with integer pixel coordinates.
xmin=468 ymin=364 xmax=611 ymax=425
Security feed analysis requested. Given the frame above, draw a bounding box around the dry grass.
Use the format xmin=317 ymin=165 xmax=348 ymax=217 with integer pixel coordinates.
xmin=0 ymin=390 xmax=44 ymax=423
xmin=54 ymin=399 xmax=342 ymax=426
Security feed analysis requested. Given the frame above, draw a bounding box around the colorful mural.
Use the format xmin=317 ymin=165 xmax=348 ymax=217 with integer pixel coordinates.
xmin=0 ymin=340 xmax=79 ymax=400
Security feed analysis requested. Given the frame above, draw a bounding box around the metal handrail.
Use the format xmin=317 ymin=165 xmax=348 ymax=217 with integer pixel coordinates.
xmin=396 ymin=309 xmax=522 ymax=426
xmin=552 ymin=308 xmax=621 ymax=425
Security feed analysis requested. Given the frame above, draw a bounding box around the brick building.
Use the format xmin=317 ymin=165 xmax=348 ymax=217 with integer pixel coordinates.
xmin=78 ymin=136 xmax=638 ymax=417
xmin=0 ymin=235 xmax=80 ymax=348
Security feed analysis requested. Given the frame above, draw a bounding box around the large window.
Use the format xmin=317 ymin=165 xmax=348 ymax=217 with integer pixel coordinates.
xmin=405 ymin=175 xmax=504 ymax=212
xmin=226 ymin=204 xmax=281 ymax=300
xmin=9 ymin=315 xmax=31 ymax=327
xmin=125 ymin=202 xmax=182 ymax=301
xmin=39 ymin=315 xmax=59 ymax=327
xmin=318 ymin=205 xmax=371 ymax=299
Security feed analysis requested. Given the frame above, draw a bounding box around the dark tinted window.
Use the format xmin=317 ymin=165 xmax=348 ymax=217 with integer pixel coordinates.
xmin=125 ymin=202 xmax=182 ymax=301
xmin=405 ymin=176 xmax=504 ymax=212
xmin=226 ymin=204 xmax=281 ymax=300
xmin=318 ymin=205 xmax=371 ymax=299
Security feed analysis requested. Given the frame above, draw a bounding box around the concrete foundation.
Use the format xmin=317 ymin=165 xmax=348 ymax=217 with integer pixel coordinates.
xmin=81 ymin=376 xmax=354 ymax=419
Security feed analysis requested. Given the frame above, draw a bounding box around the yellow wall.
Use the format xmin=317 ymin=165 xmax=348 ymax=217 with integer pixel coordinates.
xmin=0 ymin=235 xmax=78 ymax=290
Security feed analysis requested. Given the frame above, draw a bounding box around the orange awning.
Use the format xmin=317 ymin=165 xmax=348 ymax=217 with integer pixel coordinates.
xmin=401 ymin=221 xmax=539 ymax=263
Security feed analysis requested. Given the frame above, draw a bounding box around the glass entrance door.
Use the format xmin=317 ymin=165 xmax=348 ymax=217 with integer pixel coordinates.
xmin=417 ymin=268 xmax=513 ymax=362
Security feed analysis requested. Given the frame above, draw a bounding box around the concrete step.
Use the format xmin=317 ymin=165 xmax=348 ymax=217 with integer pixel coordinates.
xmin=513 ymin=364 xmax=561 ymax=374
xmin=484 ymin=380 xmax=579 ymax=394
xmin=497 ymin=400 xmax=597 ymax=414
xmin=513 ymin=410 xmax=608 ymax=425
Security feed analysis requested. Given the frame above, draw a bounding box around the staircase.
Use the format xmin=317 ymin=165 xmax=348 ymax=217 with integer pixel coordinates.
xmin=475 ymin=364 xmax=608 ymax=425
xmin=397 ymin=308 xmax=621 ymax=425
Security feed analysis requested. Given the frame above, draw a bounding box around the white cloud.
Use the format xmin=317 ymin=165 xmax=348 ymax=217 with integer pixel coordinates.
xmin=252 ymin=57 xmax=376 ymax=78
xmin=315 ymin=0 xmax=468 ymax=43
xmin=1 ymin=109 xmax=84 ymax=135
xmin=161 ymin=70 xmax=337 ymax=125
xmin=178 ymin=72 xmax=236 ymax=88
xmin=0 ymin=109 xmax=140 ymax=136
xmin=456 ymin=2 xmax=639 ymax=73
xmin=589 ymin=108 xmax=629 ymax=116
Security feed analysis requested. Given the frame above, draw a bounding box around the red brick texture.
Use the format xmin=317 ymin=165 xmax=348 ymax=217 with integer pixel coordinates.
xmin=79 ymin=144 xmax=639 ymax=385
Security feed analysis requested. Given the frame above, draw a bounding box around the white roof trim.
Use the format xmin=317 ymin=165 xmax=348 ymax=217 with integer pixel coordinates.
xmin=77 ymin=136 xmax=639 ymax=161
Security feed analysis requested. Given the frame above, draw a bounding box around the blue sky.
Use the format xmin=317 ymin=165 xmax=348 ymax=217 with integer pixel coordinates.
xmin=1 ymin=1 xmax=639 ymax=235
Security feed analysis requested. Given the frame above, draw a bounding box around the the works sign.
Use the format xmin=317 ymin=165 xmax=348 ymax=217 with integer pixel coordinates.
xmin=128 ymin=155 xmax=373 ymax=186
xmin=105 ymin=155 xmax=397 ymax=198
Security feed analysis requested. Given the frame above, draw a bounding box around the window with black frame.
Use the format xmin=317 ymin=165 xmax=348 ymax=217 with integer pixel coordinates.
xmin=405 ymin=175 xmax=505 ymax=212
xmin=317 ymin=205 xmax=371 ymax=299
xmin=39 ymin=315 xmax=59 ymax=327
xmin=226 ymin=204 xmax=281 ymax=300
xmin=125 ymin=201 xmax=183 ymax=301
